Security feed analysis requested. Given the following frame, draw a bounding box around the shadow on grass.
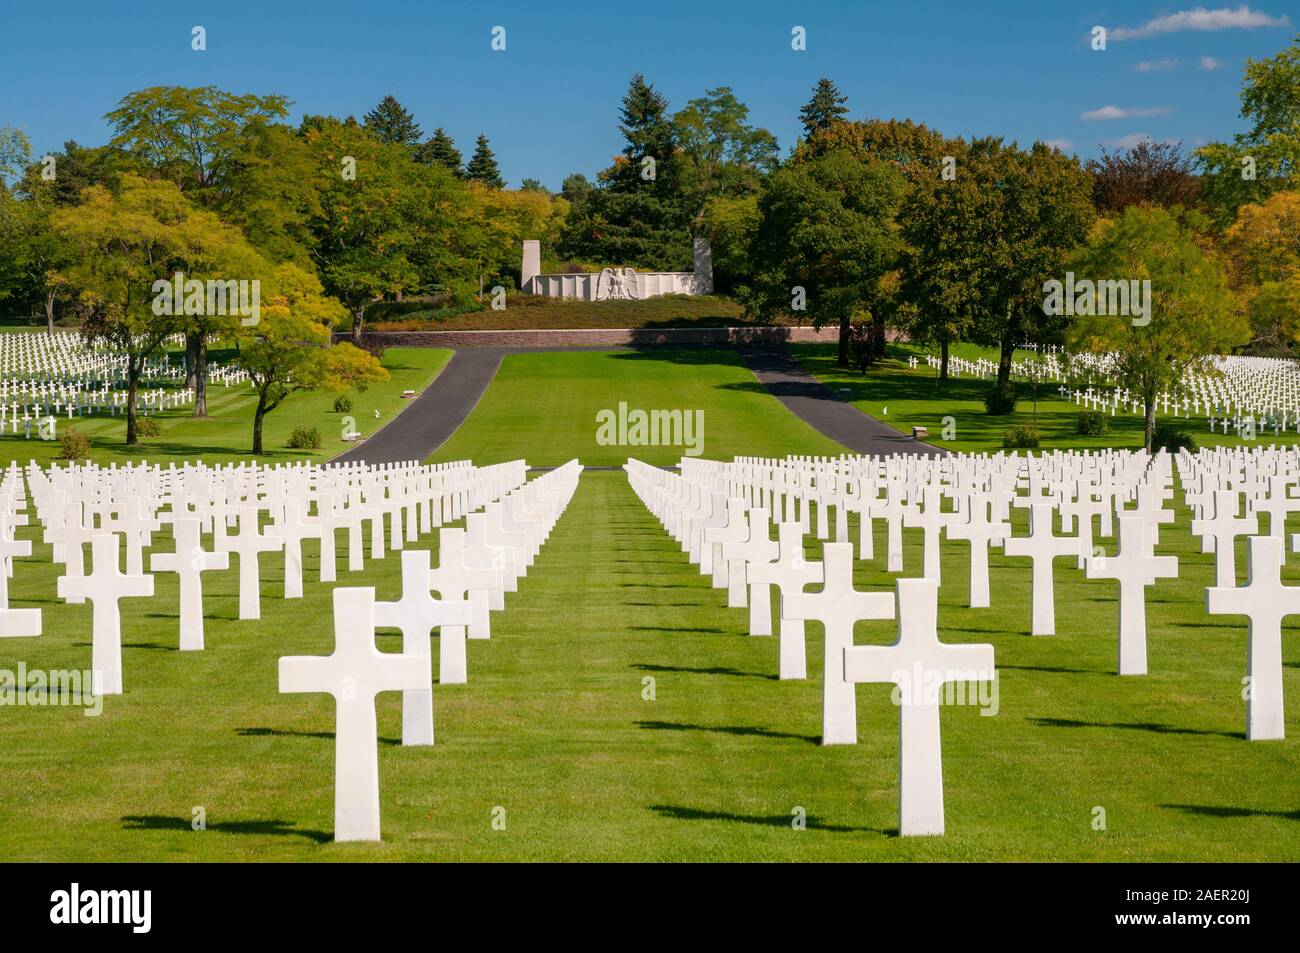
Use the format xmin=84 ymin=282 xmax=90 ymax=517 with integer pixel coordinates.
xmin=635 ymin=719 xmax=818 ymax=744
xmin=237 ymin=726 xmax=401 ymax=747
xmin=122 ymin=814 xmax=332 ymax=843
xmin=998 ymin=663 xmax=1105 ymax=676
xmin=1161 ymin=804 xmax=1300 ymax=822
xmin=650 ymin=803 xmax=890 ymax=835
xmin=1030 ymin=717 xmax=1244 ymax=739
xmin=72 ymin=640 xmax=176 ymax=652
xmin=630 ymin=626 xmax=726 ymax=634
xmin=632 ymin=663 xmax=776 ymax=680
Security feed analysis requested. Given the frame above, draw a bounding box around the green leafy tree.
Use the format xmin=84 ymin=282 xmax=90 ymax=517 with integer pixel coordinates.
xmin=237 ymin=263 xmax=387 ymax=454
xmin=363 ymin=95 xmax=422 ymax=149
xmin=415 ymin=128 xmax=463 ymax=175
xmin=799 ymin=78 xmax=849 ymax=140
xmin=1196 ymin=36 xmax=1300 ymax=226
xmin=673 ymin=87 xmax=778 ymax=233
xmin=1067 ymin=206 xmax=1246 ymax=450
xmin=105 ymin=86 xmax=290 ymax=202
xmin=749 ymin=148 xmax=907 ymax=365
xmin=465 ymin=135 xmax=505 ymax=188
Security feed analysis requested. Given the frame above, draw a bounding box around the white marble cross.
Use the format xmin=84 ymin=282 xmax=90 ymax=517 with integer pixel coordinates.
xmin=57 ymin=533 xmax=153 ymax=695
xmin=0 ymin=512 xmax=40 ymax=637
xmin=279 ymin=586 xmax=431 ymax=842
xmin=703 ymin=498 xmax=748 ymax=593
xmin=105 ymin=496 xmax=159 ymax=576
xmin=843 ymin=577 xmax=995 ymax=836
xmin=1206 ymin=535 xmax=1297 ymax=740
xmin=216 ymin=505 xmax=284 ymax=620
xmin=903 ymin=486 xmax=950 ymax=582
xmin=374 ymin=549 xmax=473 ymax=745
xmin=745 ymin=521 xmax=823 ymax=679
xmin=1003 ymin=502 xmax=1078 ymax=636
xmin=269 ymin=501 xmax=322 ymax=599
xmin=1086 ymin=513 xmax=1178 ymax=675
xmin=1192 ymin=489 xmax=1258 ymax=588
xmin=735 ymin=508 xmax=779 ymax=635
xmin=1253 ymin=476 xmax=1300 ymax=539
xmin=427 ymin=528 xmax=499 ymax=685
xmin=149 ymin=518 xmax=229 ymax=651
xmin=784 ymin=542 xmax=894 ymax=744
xmin=945 ymin=491 xmax=1009 ymax=608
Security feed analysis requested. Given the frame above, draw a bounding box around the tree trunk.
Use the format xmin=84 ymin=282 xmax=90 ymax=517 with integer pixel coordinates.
xmin=44 ymin=292 xmax=55 ymax=335
xmin=997 ymin=331 xmax=1015 ymax=390
xmin=939 ymin=336 xmax=950 ymax=383
xmin=252 ymin=390 xmax=268 ymax=455
xmin=352 ymin=306 xmax=365 ymax=343
xmin=837 ymin=315 xmax=850 ymax=367
xmin=126 ymin=362 xmax=140 ymax=446
xmin=871 ymin=314 xmax=887 ymax=361
xmin=184 ymin=332 xmax=200 ymax=389
xmin=192 ymin=338 xmax=209 ymax=418
xmin=1144 ymin=398 xmax=1156 ymax=453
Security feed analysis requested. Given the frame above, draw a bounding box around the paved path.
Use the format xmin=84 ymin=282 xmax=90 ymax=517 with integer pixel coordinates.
xmin=334 ymin=342 xmax=941 ymax=466
xmin=738 ymin=345 xmax=946 ymax=456
xmin=332 ymin=346 xmax=620 ymax=466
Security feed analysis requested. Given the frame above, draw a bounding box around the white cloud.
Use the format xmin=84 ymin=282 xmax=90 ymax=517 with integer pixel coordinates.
xmin=1100 ymin=132 xmax=1179 ymax=149
xmin=1043 ymin=138 xmax=1075 ymax=152
xmin=1111 ymin=5 xmax=1290 ymax=41
xmin=1134 ymin=58 xmax=1181 ymax=72
xmin=1199 ymin=55 xmax=1227 ymax=69
xmin=1080 ymin=105 xmax=1175 ymax=121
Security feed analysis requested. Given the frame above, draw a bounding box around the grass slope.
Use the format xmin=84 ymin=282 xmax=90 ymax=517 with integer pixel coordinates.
xmin=795 ymin=342 xmax=1295 ymax=454
xmin=0 ymin=347 xmax=451 ymax=467
xmin=429 ymin=348 xmax=847 ymax=466
xmin=0 ymin=472 xmax=1295 ymax=861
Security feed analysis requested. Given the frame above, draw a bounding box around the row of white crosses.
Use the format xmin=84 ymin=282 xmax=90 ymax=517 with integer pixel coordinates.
xmin=627 ymin=456 xmax=996 ymax=836
xmin=278 ymin=460 xmax=583 ymax=841
xmin=16 ymin=457 xmax=528 ymax=697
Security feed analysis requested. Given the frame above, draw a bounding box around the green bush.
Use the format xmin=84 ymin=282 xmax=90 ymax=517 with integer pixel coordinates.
xmin=333 ymin=395 xmax=353 ymax=413
xmin=286 ymin=426 xmax=322 ymax=450
xmin=1151 ymin=422 xmax=1197 ymax=453
xmin=135 ymin=417 xmax=162 ymax=437
xmin=59 ymin=427 xmax=90 ymax=461
xmin=984 ymin=383 xmax=1017 ymax=416
xmin=1002 ymin=424 xmax=1040 ymax=449
xmin=1076 ymin=410 xmax=1109 ymax=436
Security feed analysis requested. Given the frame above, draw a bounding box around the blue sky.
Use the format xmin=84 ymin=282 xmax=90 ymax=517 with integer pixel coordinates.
xmin=1 ymin=1 xmax=1296 ymax=188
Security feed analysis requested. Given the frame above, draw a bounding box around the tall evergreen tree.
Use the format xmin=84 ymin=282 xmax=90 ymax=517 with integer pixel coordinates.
xmin=609 ymin=73 xmax=678 ymax=192
xmin=799 ymin=78 xmax=849 ymax=139
xmin=465 ymin=134 xmax=504 ymax=188
xmin=364 ymin=95 xmax=422 ymax=148
xmin=416 ymin=127 xmax=463 ymax=175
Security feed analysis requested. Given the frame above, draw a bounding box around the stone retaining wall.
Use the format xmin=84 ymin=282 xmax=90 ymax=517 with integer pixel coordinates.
xmin=345 ymin=326 xmax=847 ymax=348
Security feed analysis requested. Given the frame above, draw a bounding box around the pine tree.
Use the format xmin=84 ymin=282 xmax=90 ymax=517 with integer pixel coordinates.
xmin=465 ymin=134 xmax=504 ymax=188
xmin=415 ymin=127 xmax=463 ymax=175
xmin=609 ymin=73 xmax=678 ymax=192
xmin=799 ymin=78 xmax=849 ymax=140
xmin=363 ymin=95 xmax=422 ymax=148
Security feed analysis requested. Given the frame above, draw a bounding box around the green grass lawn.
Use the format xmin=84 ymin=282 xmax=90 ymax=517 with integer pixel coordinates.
xmin=429 ymin=348 xmax=847 ymax=466
xmin=0 ymin=471 xmax=1295 ymax=861
xmin=0 ymin=347 xmax=451 ymax=467
xmin=794 ymin=342 xmax=1298 ymax=454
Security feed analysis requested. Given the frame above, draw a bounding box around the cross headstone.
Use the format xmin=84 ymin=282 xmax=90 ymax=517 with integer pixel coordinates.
xmin=1002 ymin=502 xmax=1078 ymax=636
xmin=945 ymin=492 xmax=1009 ymax=608
xmin=216 ymin=505 xmax=284 ymax=620
xmin=269 ymin=502 xmax=322 ymax=599
xmin=1191 ymin=489 xmax=1258 ymax=588
xmin=784 ymin=542 xmax=894 ymax=744
xmin=843 ymin=577 xmax=995 ymax=836
xmin=1206 ymin=534 xmax=1297 ymax=740
xmin=427 ymin=528 xmax=499 ymax=685
xmin=56 ymin=533 xmax=153 ymax=695
xmin=149 ymin=518 xmax=229 ymax=651
xmin=1086 ymin=513 xmax=1178 ymax=675
xmin=279 ymin=586 xmax=431 ymax=842
xmin=374 ymin=549 xmax=473 ymax=745
xmin=747 ymin=522 xmax=823 ymax=677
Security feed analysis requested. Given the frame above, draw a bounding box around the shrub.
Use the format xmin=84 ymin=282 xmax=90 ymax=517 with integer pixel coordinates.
xmin=984 ymin=383 xmax=1017 ymax=416
xmin=1076 ymin=410 xmax=1109 ymax=436
xmin=333 ymin=394 xmax=353 ymax=413
xmin=287 ymin=426 xmax=322 ymax=450
xmin=1151 ymin=422 xmax=1197 ymax=453
xmin=59 ymin=427 xmax=90 ymax=461
xmin=135 ymin=417 xmax=162 ymax=437
xmin=1002 ymin=424 xmax=1040 ymax=449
